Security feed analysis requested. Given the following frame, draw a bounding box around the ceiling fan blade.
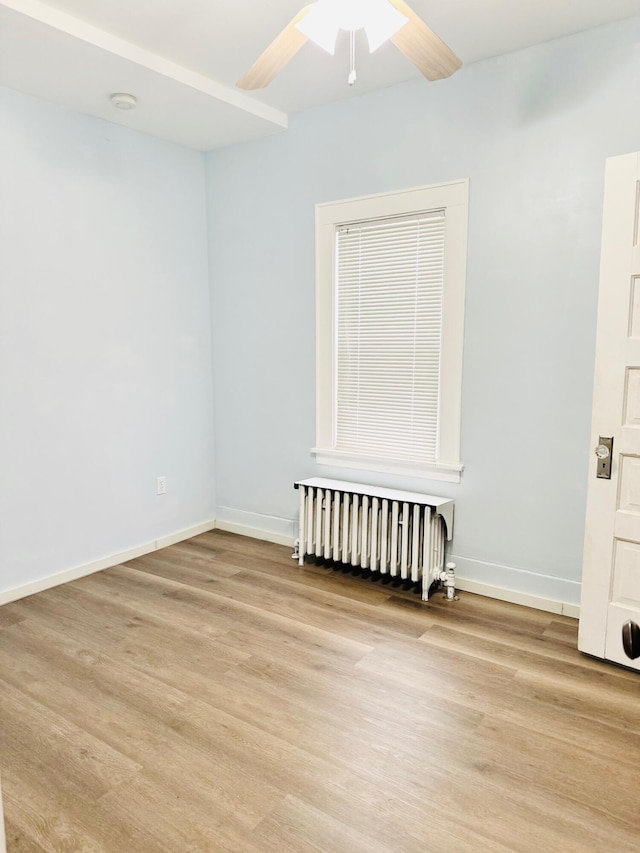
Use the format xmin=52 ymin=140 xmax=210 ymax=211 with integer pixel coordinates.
xmin=236 ymin=6 xmax=313 ymax=90
xmin=388 ymin=0 xmax=462 ymax=81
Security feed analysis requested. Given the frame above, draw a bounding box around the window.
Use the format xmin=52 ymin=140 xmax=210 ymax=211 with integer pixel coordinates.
xmin=314 ymin=180 xmax=468 ymax=483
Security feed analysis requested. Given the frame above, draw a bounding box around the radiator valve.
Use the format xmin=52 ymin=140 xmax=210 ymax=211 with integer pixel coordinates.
xmin=440 ymin=562 xmax=458 ymax=601
xmin=292 ymin=539 xmax=300 ymax=560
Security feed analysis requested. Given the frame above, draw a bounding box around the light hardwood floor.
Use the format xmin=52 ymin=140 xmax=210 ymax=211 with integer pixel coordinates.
xmin=0 ymin=530 xmax=639 ymax=852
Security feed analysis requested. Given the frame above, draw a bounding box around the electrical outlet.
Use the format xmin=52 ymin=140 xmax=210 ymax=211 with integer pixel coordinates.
xmin=156 ymin=476 xmax=167 ymax=496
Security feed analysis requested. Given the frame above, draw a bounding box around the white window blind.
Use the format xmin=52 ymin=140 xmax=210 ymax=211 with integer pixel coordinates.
xmin=335 ymin=210 xmax=446 ymax=463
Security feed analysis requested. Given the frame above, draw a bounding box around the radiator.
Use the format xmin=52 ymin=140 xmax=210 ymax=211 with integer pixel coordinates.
xmin=294 ymin=478 xmax=454 ymax=601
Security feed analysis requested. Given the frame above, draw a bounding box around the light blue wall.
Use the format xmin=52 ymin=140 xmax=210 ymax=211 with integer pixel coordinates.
xmin=0 ymin=87 xmax=215 ymax=595
xmin=206 ymin=19 xmax=640 ymax=605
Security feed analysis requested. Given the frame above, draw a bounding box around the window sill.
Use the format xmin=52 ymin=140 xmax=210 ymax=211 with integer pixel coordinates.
xmin=311 ymin=448 xmax=463 ymax=484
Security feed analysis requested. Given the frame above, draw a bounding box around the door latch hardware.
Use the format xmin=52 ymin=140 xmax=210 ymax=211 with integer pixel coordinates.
xmin=595 ymin=436 xmax=613 ymax=479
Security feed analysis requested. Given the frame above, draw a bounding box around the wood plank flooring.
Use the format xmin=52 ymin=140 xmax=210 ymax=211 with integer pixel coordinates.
xmin=1 ymin=530 xmax=639 ymax=852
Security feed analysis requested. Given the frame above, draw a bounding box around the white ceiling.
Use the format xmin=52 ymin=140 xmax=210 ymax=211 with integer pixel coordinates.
xmin=2 ymin=0 xmax=640 ymax=150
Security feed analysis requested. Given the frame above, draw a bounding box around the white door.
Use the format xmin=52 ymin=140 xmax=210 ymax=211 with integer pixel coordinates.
xmin=579 ymin=151 xmax=640 ymax=670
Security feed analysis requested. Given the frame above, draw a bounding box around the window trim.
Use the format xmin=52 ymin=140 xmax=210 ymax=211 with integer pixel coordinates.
xmin=313 ymin=179 xmax=468 ymax=484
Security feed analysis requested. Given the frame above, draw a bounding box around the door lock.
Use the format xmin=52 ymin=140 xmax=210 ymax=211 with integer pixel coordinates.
xmin=595 ymin=436 xmax=613 ymax=479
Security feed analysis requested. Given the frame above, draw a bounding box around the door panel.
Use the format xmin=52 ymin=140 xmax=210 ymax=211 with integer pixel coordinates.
xmin=579 ymin=151 xmax=640 ymax=671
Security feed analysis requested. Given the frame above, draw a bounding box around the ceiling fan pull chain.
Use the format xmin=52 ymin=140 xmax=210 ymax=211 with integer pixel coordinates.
xmin=348 ymin=29 xmax=357 ymax=85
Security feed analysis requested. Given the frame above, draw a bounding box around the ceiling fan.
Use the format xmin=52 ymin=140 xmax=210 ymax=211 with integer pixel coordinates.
xmin=236 ymin=0 xmax=462 ymax=90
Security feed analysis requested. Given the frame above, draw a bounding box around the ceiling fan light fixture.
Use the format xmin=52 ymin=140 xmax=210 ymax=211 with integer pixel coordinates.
xmin=364 ymin=2 xmax=409 ymax=52
xmin=237 ymin=0 xmax=461 ymax=91
xmin=295 ymin=3 xmax=340 ymax=54
xmin=296 ymin=0 xmax=409 ymax=55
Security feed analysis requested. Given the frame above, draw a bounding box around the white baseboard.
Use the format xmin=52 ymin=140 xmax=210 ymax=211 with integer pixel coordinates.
xmin=214 ymin=520 xmax=293 ymax=547
xmin=0 ymin=511 xmax=581 ymax=621
xmin=211 ymin=511 xmax=581 ymax=619
xmin=449 ymin=554 xmax=581 ymax=618
xmin=0 ymin=519 xmax=216 ymax=607
xmin=454 ymin=577 xmax=579 ymax=619
xmin=155 ymin=520 xmax=217 ymax=550
xmin=214 ymin=506 xmax=295 ymax=547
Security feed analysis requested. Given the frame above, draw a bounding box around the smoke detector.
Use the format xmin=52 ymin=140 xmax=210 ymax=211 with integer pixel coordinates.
xmin=110 ymin=93 xmax=137 ymax=110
